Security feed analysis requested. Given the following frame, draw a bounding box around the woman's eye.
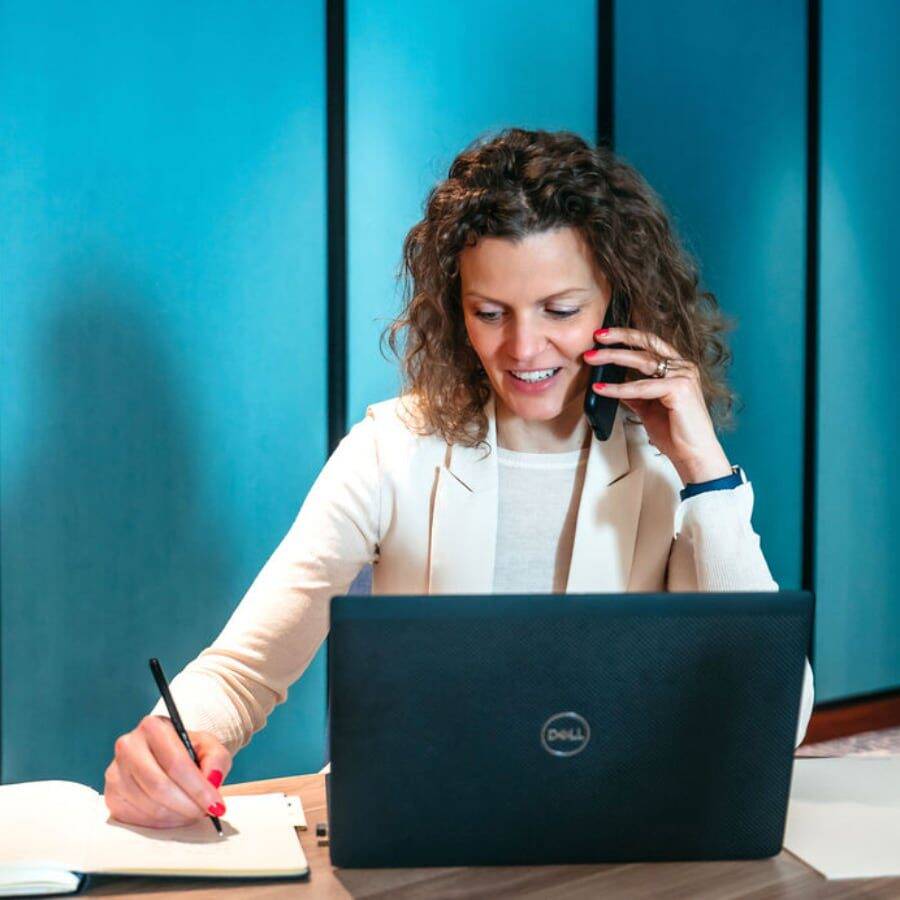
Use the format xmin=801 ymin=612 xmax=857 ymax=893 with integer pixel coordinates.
xmin=474 ymin=309 xmax=578 ymax=322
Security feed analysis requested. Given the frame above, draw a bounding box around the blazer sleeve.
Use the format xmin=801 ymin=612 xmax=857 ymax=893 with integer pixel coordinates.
xmin=148 ymin=411 xmax=382 ymax=755
xmin=665 ymin=479 xmax=815 ymax=749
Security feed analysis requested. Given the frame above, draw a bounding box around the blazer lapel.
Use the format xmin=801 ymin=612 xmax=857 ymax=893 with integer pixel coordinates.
xmin=427 ymin=394 xmax=644 ymax=595
xmin=564 ymin=409 xmax=645 ymax=593
xmin=427 ymin=394 xmax=499 ymax=594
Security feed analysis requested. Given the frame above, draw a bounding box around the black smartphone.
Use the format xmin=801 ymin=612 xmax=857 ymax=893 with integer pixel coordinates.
xmin=583 ymin=302 xmax=629 ymax=441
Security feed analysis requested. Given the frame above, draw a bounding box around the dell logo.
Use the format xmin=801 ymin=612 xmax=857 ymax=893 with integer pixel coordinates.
xmin=540 ymin=712 xmax=591 ymax=757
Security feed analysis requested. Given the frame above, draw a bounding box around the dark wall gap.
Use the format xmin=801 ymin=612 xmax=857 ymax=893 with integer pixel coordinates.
xmin=327 ymin=0 xmax=348 ymax=454
xmin=803 ymin=0 xmax=821 ymax=666
xmin=597 ymin=0 xmax=614 ymax=148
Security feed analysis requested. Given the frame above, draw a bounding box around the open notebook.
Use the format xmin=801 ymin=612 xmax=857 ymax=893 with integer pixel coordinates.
xmin=0 ymin=780 xmax=308 ymax=897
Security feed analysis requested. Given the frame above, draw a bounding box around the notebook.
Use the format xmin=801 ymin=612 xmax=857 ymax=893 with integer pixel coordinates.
xmin=0 ymin=780 xmax=309 ymax=897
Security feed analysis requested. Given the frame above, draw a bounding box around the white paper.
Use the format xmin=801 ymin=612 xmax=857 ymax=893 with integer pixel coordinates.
xmin=87 ymin=791 xmax=307 ymax=877
xmin=783 ymin=757 xmax=900 ymax=879
xmin=0 ymin=780 xmax=97 ymax=872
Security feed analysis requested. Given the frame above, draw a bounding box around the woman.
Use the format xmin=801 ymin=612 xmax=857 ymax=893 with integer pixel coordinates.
xmin=104 ymin=128 xmax=814 ymax=828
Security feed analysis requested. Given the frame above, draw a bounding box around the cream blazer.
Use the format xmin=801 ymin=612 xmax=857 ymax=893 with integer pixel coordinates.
xmin=151 ymin=393 xmax=815 ymax=757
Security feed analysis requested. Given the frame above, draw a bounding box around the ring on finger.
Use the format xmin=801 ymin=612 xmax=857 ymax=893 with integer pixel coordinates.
xmin=651 ymin=356 xmax=688 ymax=378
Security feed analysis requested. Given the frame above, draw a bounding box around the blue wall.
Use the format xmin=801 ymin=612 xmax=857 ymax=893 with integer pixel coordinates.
xmin=2 ymin=1 xmax=897 ymax=790
xmin=616 ymin=0 xmax=899 ymax=702
xmin=815 ymin=0 xmax=900 ymax=700
xmin=616 ymin=0 xmax=807 ymax=593
xmin=346 ymin=0 xmax=597 ymax=425
xmin=1 ymin=1 xmax=328 ymax=788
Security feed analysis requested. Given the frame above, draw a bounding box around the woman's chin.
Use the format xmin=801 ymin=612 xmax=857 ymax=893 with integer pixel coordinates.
xmin=500 ymin=391 xmax=566 ymax=422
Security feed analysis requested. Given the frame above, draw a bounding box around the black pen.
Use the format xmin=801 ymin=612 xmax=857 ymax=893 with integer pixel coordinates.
xmin=148 ymin=657 xmax=223 ymax=836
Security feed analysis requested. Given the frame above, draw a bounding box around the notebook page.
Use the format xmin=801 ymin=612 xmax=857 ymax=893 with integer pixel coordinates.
xmin=0 ymin=781 xmax=97 ymax=871
xmin=86 ymin=792 xmax=308 ymax=877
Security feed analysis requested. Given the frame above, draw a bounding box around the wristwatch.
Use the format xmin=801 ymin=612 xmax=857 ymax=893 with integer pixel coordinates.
xmin=679 ymin=465 xmax=746 ymax=502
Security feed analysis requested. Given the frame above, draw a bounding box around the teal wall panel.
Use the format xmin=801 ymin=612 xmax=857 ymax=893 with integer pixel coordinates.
xmin=3 ymin=0 xmax=897 ymax=796
xmin=815 ymin=0 xmax=900 ymax=700
xmin=346 ymin=0 xmax=597 ymax=426
xmin=1 ymin=1 xmax=328 ymax=788
xmin=615 ymin=0 xmax=807 ymax=593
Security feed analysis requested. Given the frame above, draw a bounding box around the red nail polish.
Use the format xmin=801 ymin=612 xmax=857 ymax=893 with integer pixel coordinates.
xmin=208 ymin=801 xmax=226 ymax=817
xmin=593 ymin=382 xmax=607 ymax=390
xmin=207 ymin=769 xmax=223 ymax=788
xmin=594 ymin=328 xmax=610 ymax=338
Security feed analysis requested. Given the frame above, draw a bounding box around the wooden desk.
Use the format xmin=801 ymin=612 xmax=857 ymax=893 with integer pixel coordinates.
xmin=86 ymin=772 xmax=899 ymax=898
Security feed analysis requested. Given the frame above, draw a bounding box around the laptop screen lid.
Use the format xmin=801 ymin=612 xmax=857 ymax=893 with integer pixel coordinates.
xmin=326 ymin=590 xmax=812 ymax=868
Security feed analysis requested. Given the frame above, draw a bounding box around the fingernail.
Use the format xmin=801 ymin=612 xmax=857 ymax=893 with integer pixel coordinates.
xmin=208 ymin=801 xmax=226 ymax=817
xmin=593 ymin=382 xmax=608 ymax=390
xmin=207 ymin=769 xmax=223 ymax=788
xmin=594 ymin=328 xmax=609 ymax=338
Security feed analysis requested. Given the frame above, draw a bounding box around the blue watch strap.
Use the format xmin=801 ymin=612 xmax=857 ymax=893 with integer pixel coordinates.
xmin=679 ymin=465 xmax=745 ymax=501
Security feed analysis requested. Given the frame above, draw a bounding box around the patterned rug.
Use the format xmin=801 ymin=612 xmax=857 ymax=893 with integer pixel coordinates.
xmin=796 ymin=726 xmax=900 ymax=757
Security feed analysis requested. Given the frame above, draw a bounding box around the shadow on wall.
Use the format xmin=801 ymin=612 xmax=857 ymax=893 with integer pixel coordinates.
xmin=2 ymin=263 xmax=239 ymax=791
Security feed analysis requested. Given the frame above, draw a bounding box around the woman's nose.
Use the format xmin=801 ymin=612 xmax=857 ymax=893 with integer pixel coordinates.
xmin=506 ymin=321 xmax=546 ymax=361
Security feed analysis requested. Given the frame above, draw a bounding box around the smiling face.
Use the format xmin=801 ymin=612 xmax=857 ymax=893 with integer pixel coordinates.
xmin=459 ymin=226 xmax=611 ymax=432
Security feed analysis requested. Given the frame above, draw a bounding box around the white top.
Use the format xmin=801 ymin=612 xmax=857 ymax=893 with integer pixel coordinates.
xmin=493 ymin=445 xmax=590 ymax=594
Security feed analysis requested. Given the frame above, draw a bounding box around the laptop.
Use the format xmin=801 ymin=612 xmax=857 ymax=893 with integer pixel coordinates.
xmin=325 ymin=590 xmax=812 ymax=868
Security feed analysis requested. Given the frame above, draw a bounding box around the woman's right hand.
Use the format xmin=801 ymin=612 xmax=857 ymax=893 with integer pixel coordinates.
xmin=104 ymin=715 xmax=233 ymax=828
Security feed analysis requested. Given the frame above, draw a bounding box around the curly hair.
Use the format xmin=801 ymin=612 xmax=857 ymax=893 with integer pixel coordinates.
xmin=381 ymin=127 xmax=738 ymax=448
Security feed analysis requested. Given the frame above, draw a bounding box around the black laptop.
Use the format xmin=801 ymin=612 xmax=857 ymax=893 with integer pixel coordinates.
xmin=325 ymin=590 xmax=812 ymax=868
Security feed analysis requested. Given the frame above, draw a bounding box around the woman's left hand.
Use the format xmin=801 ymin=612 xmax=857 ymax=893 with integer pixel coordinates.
xmin=584 ymin=327 xmax=733 ymax=486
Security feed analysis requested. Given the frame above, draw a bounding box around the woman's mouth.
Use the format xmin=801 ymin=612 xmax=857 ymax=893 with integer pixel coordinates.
xmin=505 ymin=367 xmax=563 ymax=393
